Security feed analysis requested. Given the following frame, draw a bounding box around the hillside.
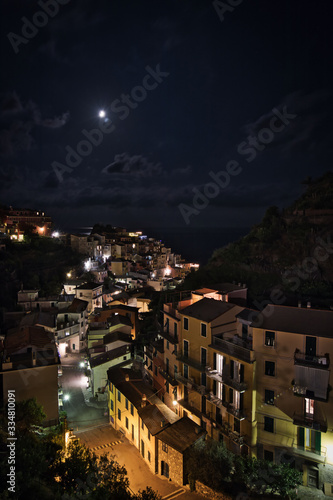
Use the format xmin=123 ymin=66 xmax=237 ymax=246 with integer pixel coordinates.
xmin=183 ymin=172 xmax=333 ymax=304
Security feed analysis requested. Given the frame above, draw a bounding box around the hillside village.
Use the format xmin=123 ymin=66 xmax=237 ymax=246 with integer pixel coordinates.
xmin=1 ymin=203 xmax=333 ymax=497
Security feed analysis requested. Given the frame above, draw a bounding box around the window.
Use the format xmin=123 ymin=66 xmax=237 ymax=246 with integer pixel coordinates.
xmin=184 ymin=364 xmax=188 ymax=379
xmin=110 ymin=400 xmax=114 ymax=411
xmin=118 ymin=390 xmax=121 ymax=402
xmin=265 ymin=361 xmax=275 ymax=377
xmin=201 ymin=347 xmax=207 ymax=366
xmin=201 ymin=323 xmax=207 ymax=337
xmin=174 ymin=364 xmax=178 ymax=375
xmin=234 ymin=418 xmax=240 ymax=433
xmin=264 ymin=416 xmax=274 ymax=433
xmin=125 ymin=417 xmax=129 ymax=429
xmin=125 ymin=398 xmax=128 ymax=410
xmin=265 ymin=389 xmax=275 ymax=405
xmin=264 ymin=450 xmax=274 ymax=462
xmin=110 ymin=383 xmax=114 ymax=393
xmin=215 ymin=353 xmax=224 ymax=375
xmin=130 ymin=403 xmax=134 ymax=416
xmin=165 ymin=318 xmax=169 ymax=333
xmin=166 ymin=340 xmax=169 ymax=350
xmin=165 ymin=381 xmax=169 ymax=393
xmin=265 ymin=331 xmax=275 ymax=347
xmin=305 ymin=398 xmax=314 ymax=418
xmin=148 ymin=430 xmax=151 ymax=441
xmin=184 ymin=340 xmax=189 ymax=358
xmin=162 ymin=443 xmax=168 ymax=452
xmin=166 ymin=358 xmax=169 ymax=374
xmin=174 ymin=322 xmax=178 ymax=336
xmin=148 ymin=451 xmax=151 ymax=463
xmin=154 ymin=365 xmax=157 ymax=376
xmin=183 ymin=317 xmax=188 ymax=330
xmin=141 ymin=420 xmax=144 ymax=430
xmin=201 ymin=372 xmax=206 ymax=387
xmin=118 ymin=409 xmax=121 ymax=421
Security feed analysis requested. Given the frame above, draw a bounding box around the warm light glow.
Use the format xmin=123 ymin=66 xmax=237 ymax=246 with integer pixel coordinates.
xmin=64 ymin=394 xmax=70 ymax=401
xmin=80 ymin=362 xmax=85 ymax=368
xmin=172 ymin=400 xmax=178 ymax=406
xmin=99 ymin=109 xmax=106 ymax=118
xmin=67 ymin=272 xmax=72 ymax=278
xmin=164 ymin=266 xmax=171 ymax=277
xmin=84 ymin=259 xmax=91 ymax=271
xmin=52 ymin=231 xmax=60 ymax=238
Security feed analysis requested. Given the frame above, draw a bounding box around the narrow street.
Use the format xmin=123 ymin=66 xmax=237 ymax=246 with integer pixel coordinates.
xmin=60 ymin=355 xmax=207 ymax=499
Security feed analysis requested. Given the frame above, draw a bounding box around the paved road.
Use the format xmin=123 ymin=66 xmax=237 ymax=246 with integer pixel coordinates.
xmin=60 ymin=364 xmax=108 ymax=431
xmin=60 ymin=354 xmax=206 ymax=499
xmin=77 ymin=424 xmax=207 ymax=500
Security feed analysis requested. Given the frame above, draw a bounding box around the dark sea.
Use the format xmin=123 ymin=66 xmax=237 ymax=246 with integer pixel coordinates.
xmin=65 ymin=226 xmax=250 ymax=266
xmin=140 ymin=227 xmax=250 ymax=265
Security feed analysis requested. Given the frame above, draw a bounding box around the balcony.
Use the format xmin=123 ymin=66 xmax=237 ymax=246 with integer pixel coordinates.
xmin=222 ymin=374 xmax=247 ymax=393
xmin=206 ymin=367 xmax=223 ymax=383
xmin=293 ymin=413 xmax=327 ymax=433
xmin=222 ymin=401 xmax=246 ymax=420
xmin=177 ymin=352 xmax=206 ymax=372
xmin=159 ymin=367 xmax=178 ymax=387
xmin=207 ymin=391 xmax=224 ymax=410
xmin=210 ymin=336 xmax=255 ymax=364
xmin=175 ymin=373 xmax=208 ymax=395
xmin=294 ymin=350 xmax=329 ymax=368
xmin=292 ymin=444 xmax=327 ymax=463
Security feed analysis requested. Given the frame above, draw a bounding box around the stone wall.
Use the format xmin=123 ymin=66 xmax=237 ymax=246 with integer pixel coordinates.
xmin=194 ymin=481 xmax=234 ymax=500
xmin=158 ymin=440 xmax=184 ymax=486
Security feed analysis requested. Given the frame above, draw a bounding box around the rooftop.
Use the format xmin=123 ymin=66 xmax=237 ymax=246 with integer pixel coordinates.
xmin=181 ymin=298 xmax=235 ymax=322
xmin=75 ymin=282 xmax=103 ymax=291
xmin=253 ymin=305 xmax=333 ymax=337
xmin=137 ymin=404 xmax=170 ymax=435
xmin=4 ymin=326 xmax=56 ymax=355
xmin=157 ymin=416 xmax=205 ymax=453
xmin=67 ymin=298 xmax=89 ymax=313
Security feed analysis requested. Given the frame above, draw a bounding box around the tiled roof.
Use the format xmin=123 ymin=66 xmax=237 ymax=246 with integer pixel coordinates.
xmin=181 ymin=298 xmax=235 ymax=322
xmin=157 ymin=416 xmax=205 ymax=453
xmin=5 ymin=326 xmax=55 ymax=354
xmin=253 ymin=305 xmax=333 ymax=337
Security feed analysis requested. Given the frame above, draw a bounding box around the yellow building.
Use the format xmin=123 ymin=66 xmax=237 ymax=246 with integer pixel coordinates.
xmin=252 ymin=304 xmax=333 ymax=490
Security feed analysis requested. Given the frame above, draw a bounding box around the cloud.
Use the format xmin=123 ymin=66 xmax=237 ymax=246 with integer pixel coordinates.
xmin=0 ymin=92 xmax=69 ymax=158
xmin=241 ymin=89 xmax=333 ymax=158
xmin=102 ymin=153 xmax=165 ymax=178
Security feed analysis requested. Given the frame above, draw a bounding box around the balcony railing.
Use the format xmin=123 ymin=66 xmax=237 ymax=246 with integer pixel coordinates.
xmin=294 ymin=350 xmax=329 ymax=368
xmin=175 ymin=373 xmax=208 ymax=395
xmin=159 ymin=367 xmax=178 ymax=386
xmin=206 ymin=367 xmax=223 ymax=383
xmin=222 ymin=401 xmax=246 ymax=420
xmin=176 ymin=353 xmax=206 ymax=372
xmin=293 ymin=413 xmax=327 ymax=432
xmin=207 ymin=391 xmax=224 ymax=409
xmin=222 ymin=374 xmax=247 ymax=392
xmin=293 ymin=444 xmax=327 ymax=462
xmin=210 ymin=336 xmax=255 ymax=364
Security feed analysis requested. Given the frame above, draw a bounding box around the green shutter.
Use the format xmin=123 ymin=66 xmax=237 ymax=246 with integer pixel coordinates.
xmin=298 ymin=427 xmax=304 ymax=448
xmin=315 ymin=431 xmax=321 ymax=454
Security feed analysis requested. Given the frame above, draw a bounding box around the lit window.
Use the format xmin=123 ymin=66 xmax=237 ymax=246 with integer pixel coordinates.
xmin=305 ymin=398 xmax=314 ymax=417
xmin=162 ymin=443 xmax=168 ymax=452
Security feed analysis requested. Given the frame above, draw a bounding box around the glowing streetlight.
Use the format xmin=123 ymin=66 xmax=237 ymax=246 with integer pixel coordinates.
xmin=98 ymin=109 xmax=106 ymax=119
xmin=172 ymin=400 xmax=178 ymax=406
xmin=64 ymin=394 xmax=70 ymax=401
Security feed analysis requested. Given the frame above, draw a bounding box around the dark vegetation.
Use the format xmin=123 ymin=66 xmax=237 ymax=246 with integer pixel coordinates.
xmin=0 ymin=398 xmax=161 ymax=500
xmin=182 ymin=173 xmax=333 ymax=307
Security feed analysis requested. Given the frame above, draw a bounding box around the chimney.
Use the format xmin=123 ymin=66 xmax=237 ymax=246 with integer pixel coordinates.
xmin=307 ymin=301 xmax=311 ymax=308
xmin=141 ymin=394 xmax=147 ymax=407
xmin=298 ymin=301 xmax=302 ymax=308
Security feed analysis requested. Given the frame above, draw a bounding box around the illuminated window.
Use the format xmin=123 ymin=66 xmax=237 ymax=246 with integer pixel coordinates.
xmin=305 ymin=398 xmax=314 ymax=417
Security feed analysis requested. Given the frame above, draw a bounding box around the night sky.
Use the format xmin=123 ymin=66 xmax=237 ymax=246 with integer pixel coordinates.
xmin=1 ymin=0 xmax=333 ymax=232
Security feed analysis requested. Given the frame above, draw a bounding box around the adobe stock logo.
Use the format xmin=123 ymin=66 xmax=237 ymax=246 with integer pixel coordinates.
xmin=178 ymin=106 xmax=297 ymax=225
xmin=7 ymin=0 xmax=71 ymax=54
xmin=51 ymin=64 xmax=169 ymax=182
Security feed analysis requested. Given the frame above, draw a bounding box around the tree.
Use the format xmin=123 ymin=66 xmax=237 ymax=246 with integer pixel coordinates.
xmin=14 ymin=397 xmax=46 ymax=431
